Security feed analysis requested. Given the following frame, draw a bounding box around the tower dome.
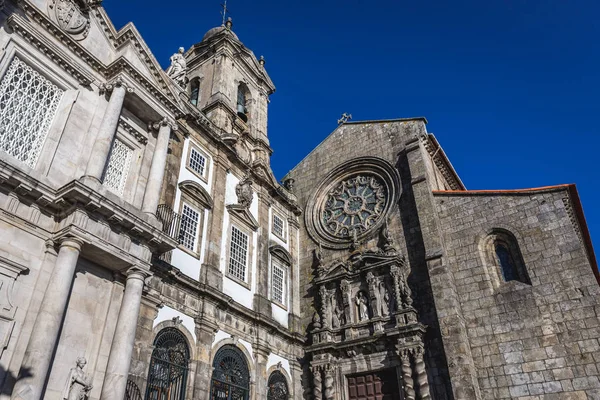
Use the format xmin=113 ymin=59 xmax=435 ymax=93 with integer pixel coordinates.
xmin=202 ymin=18 xmax=239 ymax=42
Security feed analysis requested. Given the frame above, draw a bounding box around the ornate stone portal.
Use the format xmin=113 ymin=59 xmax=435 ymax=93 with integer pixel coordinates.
xmin=307 ymin=230 xmax=431 ymax=400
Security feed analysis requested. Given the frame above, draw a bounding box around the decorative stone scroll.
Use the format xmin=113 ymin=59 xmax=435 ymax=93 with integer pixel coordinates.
xmin=235 ymin=174 xmax=254 ymax=208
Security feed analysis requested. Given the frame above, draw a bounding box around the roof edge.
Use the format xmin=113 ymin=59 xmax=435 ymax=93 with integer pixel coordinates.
xmin=343 ymin=117 xmax=428 ymax=125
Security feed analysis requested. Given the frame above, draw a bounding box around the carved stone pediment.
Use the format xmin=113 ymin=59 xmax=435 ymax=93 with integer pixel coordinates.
xmin=315 ymin=250 xmax=405 ymax=284
xmin=269 ymin=243 xmax=291 ymax=265
xmin=226 ymin=204 xmax=259 ymax=231
xmin=179 ymin=181 xmax=213 ymax=209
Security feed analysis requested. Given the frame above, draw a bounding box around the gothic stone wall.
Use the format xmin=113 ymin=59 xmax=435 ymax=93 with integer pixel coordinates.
xmin=285 ymin=119 xmax=453 ymax=399
xmin=434 ymin=188 xmax=600 ymax=399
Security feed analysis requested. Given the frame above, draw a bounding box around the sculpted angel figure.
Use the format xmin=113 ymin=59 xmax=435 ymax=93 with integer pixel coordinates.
xmin=63 ymin=357 xmax=93 ymax=400
xmin=166 ymin=47 xmax=187 ymax=87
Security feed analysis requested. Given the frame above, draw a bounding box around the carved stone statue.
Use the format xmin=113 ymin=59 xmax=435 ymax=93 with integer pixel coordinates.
xmin=355 ymin=291 xmax=370 ymax=321
xmin=166 ymin=47 xmax=187 ymax=87
xmin=235 ymin=175 xmax=253 ymax=208
xmin=380 ymin=281 xmax=390 ymax=316
xmin=63 ymin=357 xmax=93 ymax=400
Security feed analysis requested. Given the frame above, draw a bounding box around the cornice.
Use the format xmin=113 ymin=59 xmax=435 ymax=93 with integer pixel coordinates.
xmin=421 ymin=133 xmax=464 ymax=191
xmin=7 ymin=14 xmax=95 ymax=86
xmin=118 ymin=117 xmax=148 ymax=145
xmin=15 ymin=1 xmax=185 ymax=116
xmin=151 ymin=259 xmax=305 ymax=346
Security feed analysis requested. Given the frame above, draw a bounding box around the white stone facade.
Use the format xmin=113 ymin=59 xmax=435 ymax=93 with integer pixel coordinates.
xmin=0 ymin=1 xmax=302 ymax=399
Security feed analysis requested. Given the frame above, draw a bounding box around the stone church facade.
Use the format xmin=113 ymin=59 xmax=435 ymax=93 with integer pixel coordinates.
xmin=0 ymin=1 xmax=597 ymax=400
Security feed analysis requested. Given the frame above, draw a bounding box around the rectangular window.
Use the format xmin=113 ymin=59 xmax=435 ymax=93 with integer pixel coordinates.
xmin=272 ymin=214 xmax=285 ymax=239
xmin=189 ymin=147 xmax=207 ymax=177
xmin=228 ymin=226 xmax=249 ymax=282
xmin=272 ymin=262 xmax=286 ymax=306
xmin=0 ymin=57 xmax=64 ymax=168
xmin=103 ymin=138 xmax=133 ymax=196
xmin=178 ymin=203 xmax=200 ymax=252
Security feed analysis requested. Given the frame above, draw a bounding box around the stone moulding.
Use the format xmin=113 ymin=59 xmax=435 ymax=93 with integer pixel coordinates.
xmin=305 ymin=157 xmax=401 ymax=249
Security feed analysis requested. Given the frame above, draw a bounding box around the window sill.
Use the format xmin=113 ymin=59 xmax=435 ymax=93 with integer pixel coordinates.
xmin=176 ymin=245 xmax=201 ymax=260
xmin=226 ymin=273 xmax=251 ymax=290
xmin=271 ymin=299 xmax=288 ymax=311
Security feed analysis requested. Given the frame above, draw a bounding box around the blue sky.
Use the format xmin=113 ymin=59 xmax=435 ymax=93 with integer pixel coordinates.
xmin=104 ymin=1 xmax=600 ymax=256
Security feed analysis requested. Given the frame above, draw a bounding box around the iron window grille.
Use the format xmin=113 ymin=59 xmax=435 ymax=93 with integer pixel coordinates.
xmin=189 ymin=147 xmax=207 ymax=177
xmin=228 ymin=226 xmax=248 ymax=282
xmin=0 ymin=57 xmax=63 ymax=168
xmin=145 ymin=328 xmax=190 ymax=400
xmin=103 ymin=138 xmax=133 ymax=196
xmin=271 ymin=262 xmax=286 ymax=306
xmin=178 ymin=203 xmax=200 ymax=252
xmin=267 ymin=370 xmax=289 ymax=400
xmin=210 ymin=345 xmax=250 ymax=400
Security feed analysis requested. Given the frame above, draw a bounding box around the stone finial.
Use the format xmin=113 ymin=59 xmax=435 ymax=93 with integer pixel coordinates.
xmin=225 ymin=17 xmax=233 ymax=30
xmin=283 ymin=178 xmax=295 ymax=191
xmin=259 ymin=55 xmax=266 ymax=67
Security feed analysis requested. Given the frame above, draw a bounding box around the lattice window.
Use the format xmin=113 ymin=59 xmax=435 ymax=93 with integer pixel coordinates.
xmin=0 ymin=57 xmax=63 ymax=168
xmin=189 ymin=147 xmax=206 ymax=177
xmin=272 ymin=213 xmax=285 ymax=239
xmin=228 ymin=226 xmax=248 ymax=282
xmin=271 ymin=262 xmax=286 ymax=306
xmin=178 ymin=203 xmax=200 ymax=252
xmin=103 ymin=138 xmax=133 ymax=195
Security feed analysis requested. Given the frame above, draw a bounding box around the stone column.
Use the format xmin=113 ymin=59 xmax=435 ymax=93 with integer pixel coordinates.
xmin=11 ymin=238 xmax=84 ymax=400
xmin=254 ymin=190 xmax=272 ymax=316
xmin=85 ymin=77 xmax=133 ymax=182
xmin=400 ymin=349 xmax=416 ymax=400
xmin=193 ymin=314 xmax=218 ymax=399
xmin=254 ymin=346 xmax=269 ymax=399
xmin=100 ymin=268 xmax=149 ymax=400
xmin=200 ymin=153 xmax=228 ymax=290
xmin=414 ymin=347 xmax=431 ymax=400
xmin=311 ymin=366 xmax=322 ymax=400
xmin=323 ymin=364 xmax=335 ymax=400
xmin=142 ymin=118 xmax=176 ymax=215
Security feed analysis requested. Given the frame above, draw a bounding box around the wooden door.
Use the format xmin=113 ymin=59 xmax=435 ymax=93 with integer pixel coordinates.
xmin=347 ymin=369 xmax=402 ymax=400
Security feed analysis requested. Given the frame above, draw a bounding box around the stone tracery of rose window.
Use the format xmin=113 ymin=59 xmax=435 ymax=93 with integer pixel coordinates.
xmin=321 ymin=175 xmax=387 ymax=238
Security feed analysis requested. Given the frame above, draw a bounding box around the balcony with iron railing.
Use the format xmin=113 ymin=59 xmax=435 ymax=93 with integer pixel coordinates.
xmin=156 ymin=204 xmax=182 ymax=263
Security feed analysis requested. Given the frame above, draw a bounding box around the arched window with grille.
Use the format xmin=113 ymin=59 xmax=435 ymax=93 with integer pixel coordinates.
xmin=481 ymin=229 xmax=531 ymax=287
xmin=267 ymin=370 xmax=289 ymax=400
xmin=210 ymin=345 xmax=250 ymax=400
xmin=145 ymin=328 xmax=190 ymax=400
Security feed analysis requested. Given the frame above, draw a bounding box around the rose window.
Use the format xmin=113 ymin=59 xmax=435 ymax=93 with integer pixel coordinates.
xmin=321 ymin=175 xmax=387 ymax=238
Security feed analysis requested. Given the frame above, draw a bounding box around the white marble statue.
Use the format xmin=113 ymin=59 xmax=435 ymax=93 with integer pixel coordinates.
xmin=63 ymin=357 xmax=93 ymax=400
xmin=166 ymin=47 xmax=187 ymax=87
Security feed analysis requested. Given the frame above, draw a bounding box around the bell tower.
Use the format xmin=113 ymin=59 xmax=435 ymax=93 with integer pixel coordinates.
xmin=184 ymin=18 xmax=275 ymax=154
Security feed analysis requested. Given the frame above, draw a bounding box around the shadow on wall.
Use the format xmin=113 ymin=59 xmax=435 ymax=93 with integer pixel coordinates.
xmin=0 ymin=365 xmax=33 ymax=397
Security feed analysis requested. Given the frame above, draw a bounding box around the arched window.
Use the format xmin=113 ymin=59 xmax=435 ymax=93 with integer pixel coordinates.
xmin=236 ymin=84 xmax=249 ymax=122
xmin=145 ymin=328 xmax=190 ymax=400
xmin=210 ymin=345 xmax=250 ymax=400
xmin=267 ymin=370 xmax=289 ymax=400
xmin=481 ymin=229 xmax=530 ymax=286
xmin=190 ymin=78 xmax=200 ymax=106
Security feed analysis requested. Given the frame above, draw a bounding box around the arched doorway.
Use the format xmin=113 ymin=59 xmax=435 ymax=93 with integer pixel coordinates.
xmin=145 ymin=328 xmax=190 ymax=400
xmin=210 ymin=345 xmax=250 ymax=400
xmin=267 ymin=370 xmax=289 ymax=400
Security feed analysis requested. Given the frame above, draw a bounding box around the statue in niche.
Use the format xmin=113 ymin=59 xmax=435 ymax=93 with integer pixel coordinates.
xmin=355 ymin=292 xmax=370 ymax=321
xmin=380 ymin=218 xmax=397 ymax=253
xmin=235 ymin=174 xmax=254 ymax=208
xmin=63 ymin=357 xmax=93 ymax=400
xmin=166 ymin=47 xmax=187 ymax=87
xmin=380 ymin=281 xmax=391 ymax=316
xmin=331 ymin=294 xmax=345 ymax=328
